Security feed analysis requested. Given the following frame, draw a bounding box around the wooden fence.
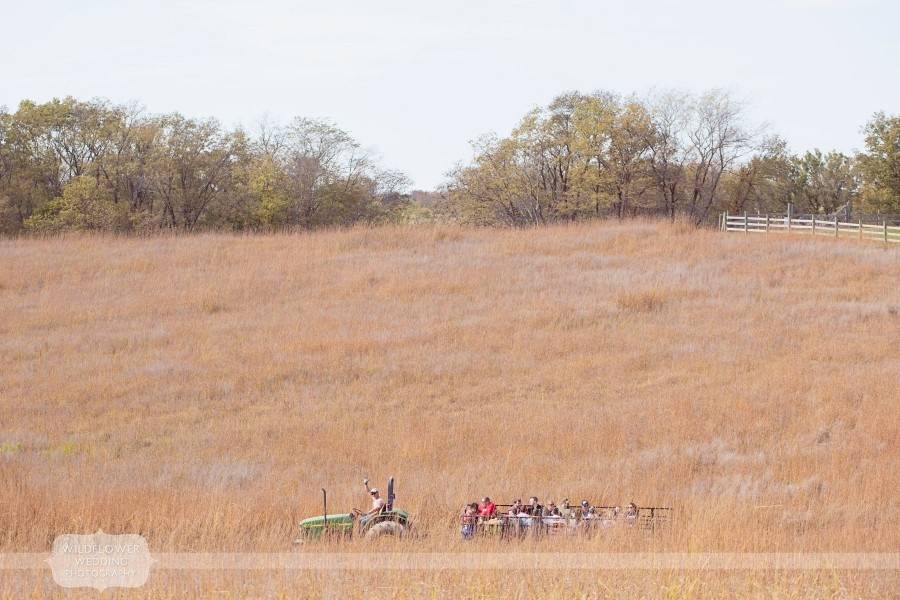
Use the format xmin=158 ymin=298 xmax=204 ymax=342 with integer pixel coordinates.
xmin=720 ymin=212 xmax=900 ymax=244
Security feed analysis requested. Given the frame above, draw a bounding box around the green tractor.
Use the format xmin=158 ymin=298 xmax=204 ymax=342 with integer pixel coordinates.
xmin=295 ymin=476 xmax=412 ymax=542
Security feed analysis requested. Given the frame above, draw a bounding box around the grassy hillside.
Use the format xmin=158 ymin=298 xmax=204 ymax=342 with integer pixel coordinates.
xmin=1 ymin=222 xmax=898 ymax=597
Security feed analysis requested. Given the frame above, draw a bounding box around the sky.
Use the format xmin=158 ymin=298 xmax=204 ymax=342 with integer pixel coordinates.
xmin=2 ymin=0 xmax=898 ymax=189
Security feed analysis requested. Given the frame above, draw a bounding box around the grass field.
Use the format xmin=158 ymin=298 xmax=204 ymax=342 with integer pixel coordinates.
xmin=1 ymin=221 xmax=898 ymax=598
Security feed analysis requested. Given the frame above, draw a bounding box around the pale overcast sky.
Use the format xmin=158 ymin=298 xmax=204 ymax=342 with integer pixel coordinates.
xmin=2 ymin=0 xmax=897 ymax=189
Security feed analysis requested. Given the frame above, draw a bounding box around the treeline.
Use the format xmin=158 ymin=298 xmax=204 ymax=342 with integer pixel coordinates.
xmin=446 ymin=90 xmax=900 ymax=226
xmin=1 ymin=94 xmax=899 ymax=234
xmin=0 ymin=98 xmax=417 ymax=234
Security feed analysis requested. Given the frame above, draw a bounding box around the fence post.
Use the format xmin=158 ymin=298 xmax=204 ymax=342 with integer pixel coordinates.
xmin=724 ymin=211 xmax=728 ymax=231
xmin=859 ymin=218 xmax=863 ymax=241
xmin=766 ymin=214 xmax=770 ymax=233
xmin=834 ymin=215 xmax=839 ymax=238
xmin=787 ymin=203 xmax=793 ymax=232
xmin=744 ymin=212 xmax=748 ymax=234
xmin=885 ymin=221 xmax=889 ymax=244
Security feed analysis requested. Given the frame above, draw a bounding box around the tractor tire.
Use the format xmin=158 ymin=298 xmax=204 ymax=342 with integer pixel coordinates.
xmin=364 ymin=521 xmax=406 ymax=540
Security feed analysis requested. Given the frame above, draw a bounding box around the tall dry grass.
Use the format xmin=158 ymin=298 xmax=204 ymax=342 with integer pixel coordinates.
xmin=0 ymin=221 xmax=898 ymax=598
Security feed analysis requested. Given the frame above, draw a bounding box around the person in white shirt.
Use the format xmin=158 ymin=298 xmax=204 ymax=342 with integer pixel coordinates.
xmin=624 ymin=502 xmax=638 ymax=526
xmin=354 ymin=480 xmax=386 ymax=527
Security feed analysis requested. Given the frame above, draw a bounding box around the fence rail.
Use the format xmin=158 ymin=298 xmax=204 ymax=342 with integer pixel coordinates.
xmin=720 ymin=212 xmax=900 ymax=244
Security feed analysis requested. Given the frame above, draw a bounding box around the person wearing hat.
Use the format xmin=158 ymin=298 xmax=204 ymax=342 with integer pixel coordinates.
xmin=353 ymin=479 xmax=386 ymax=527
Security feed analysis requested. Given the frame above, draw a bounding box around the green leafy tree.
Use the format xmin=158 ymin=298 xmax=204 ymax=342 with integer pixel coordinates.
xmin=252 ymin=156 xmax=293 ymax=228
xmin=858 ymin=112 xmax=900 ymax=213
xmin=25 ymin=176 xmax=129 ymax=232
xmin=789 ymin=150 xmax=858 ymax=215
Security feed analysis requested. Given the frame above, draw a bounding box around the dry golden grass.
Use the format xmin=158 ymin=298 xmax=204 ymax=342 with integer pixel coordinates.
xmin=615 ymin=289 xmax=666 ymax=313
xmin=1 ymin=221 xmax=898 ymax=598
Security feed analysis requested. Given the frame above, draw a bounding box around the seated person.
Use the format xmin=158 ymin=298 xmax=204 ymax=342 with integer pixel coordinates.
xmin=506 ymin=499 xmax=529 ymax=531
xmin=353 ymin=484 xmax=386 ymax=528
xmin=624 ymin=502 xmax=638 ymax=526
xmin=543 ymin=501 xmax=564 ymax=529
xmin=517 ymin=507 xmax=532 ymax=529
xmin=580 ymin=506 xmax=598 ymax=532
xmin=478 ymin=496 xmax=497 ymax=518
xmin=524 ymin=497 xmax=543 ymax=528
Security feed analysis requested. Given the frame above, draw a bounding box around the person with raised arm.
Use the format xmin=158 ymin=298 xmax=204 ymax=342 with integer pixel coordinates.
xmin=352 ymin=478 xmax=385 ymax=528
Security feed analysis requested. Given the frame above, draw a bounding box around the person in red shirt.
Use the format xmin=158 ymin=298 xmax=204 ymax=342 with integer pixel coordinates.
xmin=477 ymin=496 xmax=496 ymax=518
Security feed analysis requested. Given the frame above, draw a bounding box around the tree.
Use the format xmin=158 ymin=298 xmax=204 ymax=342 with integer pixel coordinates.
xmin=685 ymin=91 xmax=755 ymax=224
xmin=275 ymin=118 xmax=405 ymax=228
xmin=448 ymin=89 xmax=756 ymax=226
xmin=25 ymin=176 xmax=129 ymax=232
xmin=725 ymin=136 xmax=794 ymax=214
xmin=150 ymin=115 xmax=240 ymax=231
xmin=858 ymin=112 xmax=900 ymax=213
xmin=448 ymin=134 xmax=543 ymax=226
xmin=4 ymin=93 xmax=898 ymax=233
xmin=572 ymin=91 xmax=654 ymax=218
xmin=789 ymin=150 xmax=858 ymax=215
xmin=644 ymin=91 xmax=692 ymax=219
xmin=0 ymin=98 xmax=410 ymax=234
xmin=605 ymin=99 xmax=653 ymax=217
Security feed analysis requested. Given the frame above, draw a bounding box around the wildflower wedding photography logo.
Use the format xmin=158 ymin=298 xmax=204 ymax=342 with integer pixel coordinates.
xmin=47 ymin=531 xmax=153 ymax=591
